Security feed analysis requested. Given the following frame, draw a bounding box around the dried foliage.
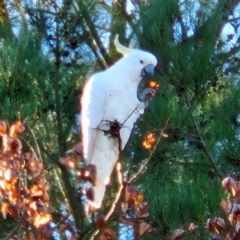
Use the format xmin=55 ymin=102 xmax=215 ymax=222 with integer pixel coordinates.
xmin=120 ymin=185 xmax=152 ymax=238
xmin=168 ymin=176 xmax=240 ymax=240
xmin=0 ymin=120 xmax=52 ymax=239
xmin=142 ymin=132 xmax=156 ymax=150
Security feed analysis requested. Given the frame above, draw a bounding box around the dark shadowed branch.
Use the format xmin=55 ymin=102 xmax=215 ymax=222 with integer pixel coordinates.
xmin=184 ymin=93 xmax=223 ymax=179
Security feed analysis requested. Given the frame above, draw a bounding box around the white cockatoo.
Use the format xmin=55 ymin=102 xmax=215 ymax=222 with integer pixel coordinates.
xmin=80 ymin=35 xmax=157 ymax=209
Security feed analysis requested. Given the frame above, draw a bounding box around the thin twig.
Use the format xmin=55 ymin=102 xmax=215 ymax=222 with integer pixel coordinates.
xmin=168 ymin=159 xmax=214 ymax=168
xmin=104 ymin=127 xmax=124 ymax=222
xmin=184 ymin=93 xmax=223 ymax=179
xmin=24 ymin=123 xmax=43 ymax=162
xmin=128 ymin=117 xmax=170 ymax=184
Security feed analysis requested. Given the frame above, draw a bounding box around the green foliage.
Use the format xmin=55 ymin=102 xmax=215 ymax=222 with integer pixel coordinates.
xmin=0 ymin=35 xmax=47 ymax=121
xmin=123 ymin=1 xmax=240 ymax=238
xmin=1 ymin=0 xmax=240 ymax=239
xmin=141 ymin=161 xmax=224 ymax=233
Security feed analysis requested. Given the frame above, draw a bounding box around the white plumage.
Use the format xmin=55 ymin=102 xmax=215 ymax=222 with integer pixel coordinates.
xmin=81 ymin=36 xmax=157 ymax=208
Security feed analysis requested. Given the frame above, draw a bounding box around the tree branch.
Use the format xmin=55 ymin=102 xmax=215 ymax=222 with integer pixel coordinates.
xmin=0 ymin=1 xmax=14 ymax=37
xmin=169 ymin=158 xmax=214 ymax=168
xmin=79 ymin=2 xmax=113 ymax=67
xmin=216 ymin=0 xmax=240 ymax=36
xmin=218 ymin=44 xmax=240 ymax=63
xmin=96 ymin=0 xmax=111 ymax=12
xmin=128 ymin=117 xmax=170 ymax=184
xmin=184 ymin=93 xmax=223 ymax=179
xmin=53 ymin=11 xmax=85 ymax=231
xmin=71 ymin=3 xmax=108 ymax=69
xmin=227 ymin=16 xmax=240 ymax=23
xmin=80 ymin=28 xmax=108 ymax=70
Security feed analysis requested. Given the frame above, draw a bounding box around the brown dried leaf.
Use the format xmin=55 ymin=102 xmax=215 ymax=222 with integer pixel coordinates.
xmin=100 ymin=228 xmax=117 ymax=240
xmin=229 ymin=213 xmax=240 ymax=233
xmin=25 ymin=231 xmax=35 ymax=240
xmin=121 ymin=202 xmax=128 ymax=214
xmin=188 ymin=222 xmax=199 ymax=232
xmin=125 ymin=184 xmax=138 ymax=204
xmin=221 ymin=198 xmax=233 ymax=214
xmin=7 ymin=205 xmax=19 ymax=219
xmin=218 ymin=218 xmax=225 ymax=232
xmin=11 ymin=138 xmax=22 ymax=152
xmin=59 ymin=154 xmax=77 ymax=168
xmin=124 ymin=191 xmax=133 ymax=203
xmin=0 ymin=118 xmax=51 ymax=237
xmin=4 ymin=168 xmax=12 ymax=181
xmin=207 ymin=217 xmax=225 ymax=234
xmin=231 ymin=203 xmax=240 ymax=224
xmin=34 ymin=212 xmax=51 ymax=228
xmin=1 ymin=202 xmax=8 ymax=219
xmin=171 ymin=229 xmax=185 ymax=240
xmin=142 ymin=132 xmax=156 ymax=149
xmin=134 ymin=222 xmax=152 ymax=237
xmin=138 ymin=202 xmax=149 ymax=211
xmin=25 ymin=154 xmax=44 ymax=179
xmin=135 ymin=211 xmax=149 ymax=220
xmin=0 ymin=121 xmax=7 ymax=135
xmin=139 ymin=222 xmax=152 ymax=236
xmin=37 ymin=222 xmax=53 ymax=239
xmin=222 ymin=177 xmax=240 ymax=198
xmin=226 ymin=223 xmax=240 ymax=239
xmin=207 ymin=218 xmax=216 ymax=232
xmin=9 ymin=120 xmax=25 ymax=137
xmin=135 ymin=193 xmax=144 ymax=205
xmin=76 ymin=164 xmax=96 ymax=185
xmin=225 ymin=233 xmax=232 ymax=240
xmin=73 ymin=143 xmax=82 ymax=156
xmin=96 ymin=214 xmax=105 ymax=229
xmin=212 ymin=233 xmax=222 ymax=240
xmin=222 ymin=177 xmax=234 ymax=189
xmin=2 ymin=136 xmax=14 ymax=152
xmin=85 ymin=187 xmax=95 ymax=202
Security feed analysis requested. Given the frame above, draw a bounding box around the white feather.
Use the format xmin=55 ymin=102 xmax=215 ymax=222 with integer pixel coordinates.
xmin=81 ymin=44 xmax=157 ymax=208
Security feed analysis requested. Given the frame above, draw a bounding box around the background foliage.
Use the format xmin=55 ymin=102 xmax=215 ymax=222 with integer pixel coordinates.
xmin=1 ymin=0 xmax=240 ymax=239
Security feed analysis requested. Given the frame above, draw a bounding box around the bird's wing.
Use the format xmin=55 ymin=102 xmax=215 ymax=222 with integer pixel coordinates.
xmin=81 ymin=75 xmax=109 ymax=164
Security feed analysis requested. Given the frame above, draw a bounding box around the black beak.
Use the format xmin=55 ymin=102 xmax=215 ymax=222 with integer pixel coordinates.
xmin=141 ymin=65 xmax=155 ymax=77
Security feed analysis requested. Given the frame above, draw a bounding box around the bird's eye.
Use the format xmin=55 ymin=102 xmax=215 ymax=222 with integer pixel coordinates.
xmin=140 ymin=60 xmax=144 ymax=64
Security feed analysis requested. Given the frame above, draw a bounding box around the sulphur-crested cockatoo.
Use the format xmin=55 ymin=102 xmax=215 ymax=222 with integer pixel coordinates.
xmin=80 ymin=35 xmax=157 ymax=209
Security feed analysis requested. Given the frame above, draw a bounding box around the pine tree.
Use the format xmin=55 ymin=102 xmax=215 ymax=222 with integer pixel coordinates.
xmin=1 ymin=0 xmax=240 ymax=239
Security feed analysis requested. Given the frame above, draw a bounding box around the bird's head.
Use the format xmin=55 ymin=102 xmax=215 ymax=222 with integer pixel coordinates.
xmin=114 ymin=35 xmax=157 ymax=82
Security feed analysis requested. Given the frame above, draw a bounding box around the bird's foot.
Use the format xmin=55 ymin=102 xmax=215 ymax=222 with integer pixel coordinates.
xmin=109 ymin=120 xmax=122 ymax=137
xmin=140 ymin=88 xmax=156 ymax=107
xmin=103 ymin=120 xmax=123 ymax=138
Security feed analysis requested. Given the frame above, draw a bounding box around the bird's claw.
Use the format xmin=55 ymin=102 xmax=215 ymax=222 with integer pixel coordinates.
xmin=140 ymin=88 xmax=156 ymax=107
